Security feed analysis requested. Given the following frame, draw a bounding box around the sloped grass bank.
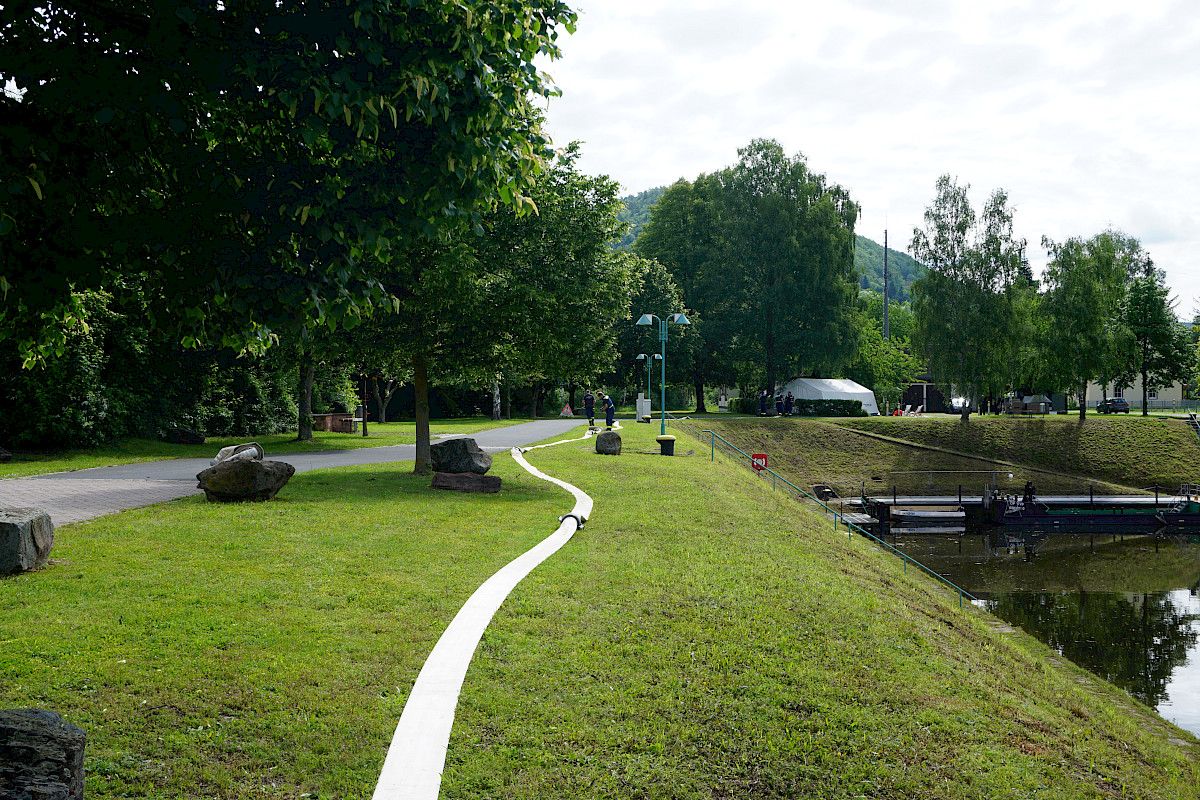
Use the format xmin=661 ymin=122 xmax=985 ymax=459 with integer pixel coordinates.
xmin=2 ymin=422 xmax=1197 ymax=798
xmin=698 ymin=417 xmax=1134 ymax=496
xmin=836 ymin=415 xmax=1200 ymax=491
xmin=444 ymin=424 xmax=1198 ymax=799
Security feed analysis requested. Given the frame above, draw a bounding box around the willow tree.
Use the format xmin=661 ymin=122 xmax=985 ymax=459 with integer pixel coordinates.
xmin=910 ymin=176 xmax=1026 ymax=419
xmin=1039 ymin=230 xmax=1140 ymax=418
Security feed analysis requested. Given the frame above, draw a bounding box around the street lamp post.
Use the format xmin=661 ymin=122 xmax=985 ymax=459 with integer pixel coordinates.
xmin=636 ymin=312 xmax=690 ymax=450
xmin=634 ymin=353 xmax=661 ymax=422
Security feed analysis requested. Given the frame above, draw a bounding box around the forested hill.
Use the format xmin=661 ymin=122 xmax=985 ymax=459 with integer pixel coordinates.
xmin=615 ymin=189 xmax=923 ymax=300
xmin=854 ymin=234 xmax=922 ymax=302
xmin=614 ymin=186 xmax=667 ymax=249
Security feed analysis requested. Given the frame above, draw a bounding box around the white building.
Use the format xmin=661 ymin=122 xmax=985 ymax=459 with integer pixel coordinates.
xmin=1085 ymin=378 xmax=1185 ymax=410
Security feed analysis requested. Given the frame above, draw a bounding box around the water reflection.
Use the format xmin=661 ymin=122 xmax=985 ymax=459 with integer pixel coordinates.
xmin=977 ymin=590 xmax=1198 ymax=708
xmin=889 ymin=533 xmax=1200 ymax=734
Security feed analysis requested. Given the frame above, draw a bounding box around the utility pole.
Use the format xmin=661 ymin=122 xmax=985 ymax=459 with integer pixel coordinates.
xmin=882 ymin=229 xmax=889 ymax=340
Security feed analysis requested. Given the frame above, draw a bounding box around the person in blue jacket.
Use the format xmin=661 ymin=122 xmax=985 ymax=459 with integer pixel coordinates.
xmin=601 ymin=392 xmax=616 ymax=430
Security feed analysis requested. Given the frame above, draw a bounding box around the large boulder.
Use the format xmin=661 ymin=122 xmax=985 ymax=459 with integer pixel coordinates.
xmin=0 ymin=508 xmax=54 ymax=576
xmin=595 ymin=431 xmax=622 ymax=455
xmin=431 ymin=472 xmax=502 ymax=493
xmin=430 ymin=438 xmax=492 ymax=475
xmin=0 ymin=708 xmax=86 ymax=800
xmin=196 ymin=459 xmax=295 ymax=502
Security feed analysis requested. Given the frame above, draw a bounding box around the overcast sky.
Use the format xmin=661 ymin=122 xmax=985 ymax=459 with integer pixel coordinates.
xmin=536 ymin=0 xmax=1200 ymax=315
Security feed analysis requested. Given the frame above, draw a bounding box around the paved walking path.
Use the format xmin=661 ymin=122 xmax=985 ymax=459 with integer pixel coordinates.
xmin=0 ymin=420 xmax=585 ymax=526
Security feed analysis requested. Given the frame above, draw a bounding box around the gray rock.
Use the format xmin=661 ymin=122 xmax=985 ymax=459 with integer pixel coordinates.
xmin=431 ymin=472 xmax=502 ymax=493
xmin=196 ymin=459 xmax=295 ymax=502
xmin=0 ymin=508 xmax=54 ymax=576
xmin=595 ymin=431 xmax=622 ymax=455
xmin=0 ymin=446 xmax=11 ymax=463
xmin=0 ymin=708 xmax=86 ymax=800
xmin=430 ymin=438 xmax=492 ymax=474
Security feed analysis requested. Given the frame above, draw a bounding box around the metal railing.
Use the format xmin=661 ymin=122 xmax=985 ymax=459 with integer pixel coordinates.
xmin=690 ymin=427 xmax=976 ymax=609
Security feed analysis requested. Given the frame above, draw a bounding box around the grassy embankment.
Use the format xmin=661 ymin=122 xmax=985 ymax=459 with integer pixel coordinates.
xmin=2 ymin=421 xmax=1198 ymax=797
xmin=698 ymin=414 xmax=1200 ymax=497
xmin=0 ymin=417 xmax=528 ymax=479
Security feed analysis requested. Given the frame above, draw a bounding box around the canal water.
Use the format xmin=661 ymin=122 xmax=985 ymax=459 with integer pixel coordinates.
xmin=889 ymin=533 xmax=1200 ymax=736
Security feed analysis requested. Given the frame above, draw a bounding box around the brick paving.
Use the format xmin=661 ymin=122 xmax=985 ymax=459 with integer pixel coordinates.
xmin=0 ymin=479 xmax=203 ymax=526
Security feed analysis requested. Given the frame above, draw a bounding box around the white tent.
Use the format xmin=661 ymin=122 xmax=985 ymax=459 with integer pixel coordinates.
xmin=780 ymin=378 xmax=880 ymax=416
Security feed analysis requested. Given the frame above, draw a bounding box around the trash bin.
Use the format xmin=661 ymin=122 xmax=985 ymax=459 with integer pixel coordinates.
xmin=656 ymin=435 xmax=676 ymax=456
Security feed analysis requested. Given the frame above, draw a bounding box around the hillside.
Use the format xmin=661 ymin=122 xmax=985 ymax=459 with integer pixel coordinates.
xmin=854 ymin=233 xmax=923 ymax=301
xmin=612 ymin=185 xmax=666 ymax=249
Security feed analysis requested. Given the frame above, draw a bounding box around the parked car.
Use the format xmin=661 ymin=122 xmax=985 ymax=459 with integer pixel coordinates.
xmin=1097 ymin=397 xmax=1130 ymax=414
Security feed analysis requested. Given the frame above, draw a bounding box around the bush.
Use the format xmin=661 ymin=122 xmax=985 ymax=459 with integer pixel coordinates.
xmin=728 ymin=397 xmax=866 ymax=416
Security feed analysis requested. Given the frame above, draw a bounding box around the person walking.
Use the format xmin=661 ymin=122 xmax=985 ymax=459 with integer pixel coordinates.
xmin=583 ymin=389 xmax=596 ymax=427
xmin=601 ymin=392 xmax=616 ymax=430
xmin=759 ymin=390 xmax=768 ymax=416
xmin=784 ymin=392 xmax=794 ymax=416
xmin=775 ymin=394 xmax=784 ymax=416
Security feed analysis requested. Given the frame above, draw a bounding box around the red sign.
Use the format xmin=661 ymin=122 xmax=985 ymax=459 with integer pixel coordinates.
xmin=752 ymin=453 xmax=768 ymax=471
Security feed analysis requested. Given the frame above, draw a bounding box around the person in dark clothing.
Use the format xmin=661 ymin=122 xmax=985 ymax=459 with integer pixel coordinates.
xmin=583 ymin=389 xmax=596 ymax=427
xmin=775 ymin=395 xmax=784 ymax=416
xmin=784 ymin=392 xmax=794 ymax=416
xmin=601 ymin=392 xmax=616 ymax=429
xmin=759 ymin=390 xmax=768 ymax=416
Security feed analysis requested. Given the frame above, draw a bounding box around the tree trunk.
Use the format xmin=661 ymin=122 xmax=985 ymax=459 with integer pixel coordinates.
xmin=413 ymin=353 xmax=431 ymax=474
xmin=1142 ymin=367 xmax=1150 ymax=416
xmin=492 ymin=379 xmax=501 ymax=421
xmin=566 ymin=383 xmax=578 ymax=415
xmin=1078 ymin=385 xmax=1087 ymax=419
xmin=530 ymin=384 xmax=540 ymax=418
xmin=370 ymin=379 xmax=386 ymax=424
xmin=296 ymin=355 xmax=316 ymax=441
xmin=505 ymin=383 xmax=511 ymax=419
xmin=694 ymin=379 xmax=707 ymax=413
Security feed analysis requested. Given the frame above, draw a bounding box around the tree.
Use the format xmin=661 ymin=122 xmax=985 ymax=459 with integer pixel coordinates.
xmin=357 ymin=148 xmax=637 ymax=472
xmin=1 ymin=1 xmax=576 ymax=361
xmin=1039 ymin=230 xmax=1138 ymax=418
xmin=719 ymin=139 xmax=861 ymax=391
xmin=610 ymin=256 xmax=697 ymax=406
xmin=840 ymin=292 xmax=922 ymax=410
xmin=1118 ymin=272 xmax=1190 ymax=415
xmin=635 ymin=175 xmax=730 ymax=411
xmin=910 ymin=176 xmax=1026 ymax=419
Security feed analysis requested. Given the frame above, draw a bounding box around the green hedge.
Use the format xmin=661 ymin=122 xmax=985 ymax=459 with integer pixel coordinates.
xmin=730 ymin=397 xmax=867 ymax=417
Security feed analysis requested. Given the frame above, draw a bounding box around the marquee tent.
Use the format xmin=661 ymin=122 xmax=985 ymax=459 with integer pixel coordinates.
xmin=780 ymin=378 xmax=880 ymax=416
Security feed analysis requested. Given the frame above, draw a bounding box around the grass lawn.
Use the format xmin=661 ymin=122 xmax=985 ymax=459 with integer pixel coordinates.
xmin=2 ymin=421 xmax=1197 ymax=798
xmin=0 ymin=417 xmax=534 ymax=479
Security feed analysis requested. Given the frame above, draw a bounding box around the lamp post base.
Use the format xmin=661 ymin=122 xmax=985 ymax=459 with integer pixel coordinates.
xmin=656 ymin=435 xmax=676 ymax=456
